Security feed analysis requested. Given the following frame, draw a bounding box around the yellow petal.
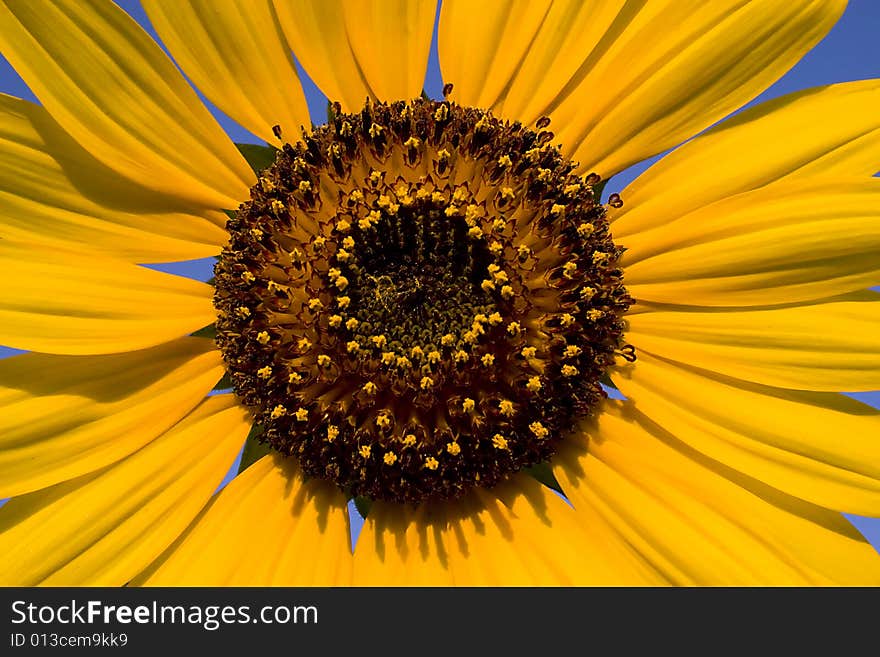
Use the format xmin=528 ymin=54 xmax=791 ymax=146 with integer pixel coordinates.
xmin=555 ymin=401 xmax=880 ymax=585
xmin=611 ymin=352 xmax=880 ymax=517
xmin=627 ymin=291 xmax=880 ymax=391
xmin=439 ymin=0 xmax=844 ymax=178
xmin=136 ymin=455 xmax=353 ymax=586
xmin=0 ymin=337 xmax=224 ymax=497
xmin=273 ymin=0 xmax=436 ymax=112
xmin=612 ymin=79 xmax=880 ymax=240
xmin=0 ymin=93 xmax=228 ymax=262
xmin=353 ymin=474 xmax=664 ymax=585
xmin=0 ymin=0 xmax=254 ymax=208
xmin=0 ymin=241 xmax=215 ymax=354
xmin=622 ymin=178 xmax=880 ymax=306
xmin=0 ymin=395 xmax=250 ymax=586
xmin=143 ymin=0 xmax=310 ymax=145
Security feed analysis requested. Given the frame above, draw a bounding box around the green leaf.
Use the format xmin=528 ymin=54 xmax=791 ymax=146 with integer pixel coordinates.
xmin=235 ymin=142 xmax=277 ymax=174
xmin=421 ymin=89 xmax=431 ymax=101
xmin=352 ymin=495 xmax=372 ymax=519
xmin=237 ymin=423 xmax=271 ymax=473
xmin=524 ymin=461 xmax=564 ymax=495
xmin=190 ymin=324 xmax=216 ymax=339
xmin=592 ymin=178 xmax=608 ymax=202
xmin=600 ymin=372 xmax=618 ymax=390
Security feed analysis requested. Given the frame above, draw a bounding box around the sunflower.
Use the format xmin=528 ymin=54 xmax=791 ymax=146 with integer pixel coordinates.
xmin=0 ymin=0 xmax=878 ymax=587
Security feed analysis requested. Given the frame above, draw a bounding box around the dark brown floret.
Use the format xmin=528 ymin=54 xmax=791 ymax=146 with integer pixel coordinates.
xmin=213 ymin=97 xmax=633 ymax=503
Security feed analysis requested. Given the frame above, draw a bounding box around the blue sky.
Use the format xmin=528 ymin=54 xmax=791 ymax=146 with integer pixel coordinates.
xmin=0 ymin=0 xmax=878 ymax=553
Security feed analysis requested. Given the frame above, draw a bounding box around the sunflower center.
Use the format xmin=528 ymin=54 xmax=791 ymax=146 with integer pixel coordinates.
xmin=213 ymin=95 xmax=633 ymax=503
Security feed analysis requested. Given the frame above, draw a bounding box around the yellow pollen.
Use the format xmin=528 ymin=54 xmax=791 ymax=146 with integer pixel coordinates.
xmin=308 ymin=298 xmax=324 ymax=311
xmin=362 ymin=381 xmax=377 ymax=395
xmin=454 ymin=349 xmax=469 ymax=363
xmin=368 ymin=122 xmax=384 ymax=138
xmin=424 ymin=456 xmax=439 ymax=470
xmin=326 ymin=425 xmax=339 ymax=442
xmin=249 ymin=228 xmax=263 ymax=239
xmin=551 ymin=203 xmax=566 ymax=215
xmin=559 ymin=313 xmax=575 ymax=327
xmin=297 ymin=337 xmax=312 ymax=351
xmin=342 ymin=236 xmax=355 ymax=249
xmin=336 ymin=218 xmax=351 ymax=232
xmin=563 ymin=262 xmax=578 ymax=278
xmin=288 ymin=371 xmax=302 ymax=384
xmin=270 ymin=405 xmax=287 ymax=419
xmin=500 ymin=187 xmax=515 ymax=200
xmin=376 ymin=413 xmax=392 ymax=429
xmin=507 ymin=321 xmax=522 ymax=336
xmin=317 ymin=354 xmax=332 ymax=367
xmin=561 ymin=364 xmax=578 ymax=377
xmin=521 ymin=346 xmax=537 ymax=359
xmin=481 ymin=279 xmax=496 ymax=292
xmin=359 ymin=444 xmax=372 ymax=458
xmin=564 ymin=183 xmax=582 ymax=194
xmin=328 ymin=267 xmax=341 ymax=280
xmin=537 ymin=168 xmax=552 ymax=181
xmin=462 ymin=398 xmax=476 ymax=413
xmin=270 ymin=199 xmax=286 ymax=214
xmin=371 ymin=334 xmax=388 ymax=349
xmin=383 ymin=452 xmax=398 ymax=465
xmin=468 ymin=226 xmax=483 ymax=239
xmin=294 ymin=408 xmax=309 ymax=422
xmin=427 ymin=349 xmax=441 ymax=364
xmin=395 ymin=356 xmax=412 ymax=369
xmin=529 ymin=421 xmax=549 ymax=439
xmin=241 ymin=270 xmax=255 ymax=283
xmin=328 ymin=314 xmax=343 ymax=328
xmin=346 ymin=340 xmax=361 ymax=353
xmin=499 ymin=400 xmax=515 ymax=417
xmin=335 ymin=248 xmax=351 ymax=262
xmin=564 ymin=345 xmax=582 ymax=358
xmin=420 ymin=376 xmax=434 ymax=390
xmin=235 ymin=306 xmax=251 ymax=319
xmin=587 ymin=309 xmax=604 ymax=321
xmin=256 ymin=330 xmax=270 ymax=345
xmin=298 ymin=180 xmax=312 ymax=193
xmin=410 ymin=346 xmax=424 ymax=360
xmin=381 ymin=351 xmax=396 ymax=365
xmin=492 ymin=270 xmax=509 ymax=284
xmin=487 ymin=264 xmax=501 ymax=274
xmin=489 ymin=241 xmax=503 ymax=255
xmin=488 ymin=312 xmax=503 ymax=325
xmin=441 ymin=334 xmax=455 ymax=347
xmin=350 ymin=189 xmax=364 ymax=202
xmin=431 ymin=190 xmax=445 ymax=204
xmin=345 ymin=317 xmax=359 ymax=330
xmin=497 ymin=155 xmax=512 ymax=167
xmin=404 ymin=136 xmax=421 ymax=149
xmin=402 ymin=434 xmax=417 ymax=447
xmin=500 ymin=285 xmax=514 ymax=299
xmin=447 ymin=442 xmax=461 ymax=456
xmin=481 ymin=353 xmax=495 ymax=367
xmin=257 ymin=366 xmax=272 ymax=379
xmin=465 ymin=204 xmax=482 ymax=222
xmin=577 ymin=223 xmax=595 ymax=237
xmin=338 ymin=295 xmax=351 ymax=308
xmin=492 ymin=434 xmax=509 ymax=450
xmin=434 ymin=104 xmax=449 ymax=121
xmin=259 ymin=176 xmax=275 ymax=192
xmin=526 ymin=376 xmax=542 ymax=392
xmin=492 ymin=218 xmax=506 ymax=232
xmin=517 ymin=244 xmax=531 ymax=258
xmin=334 ymin=275 xmax=349 ymax=290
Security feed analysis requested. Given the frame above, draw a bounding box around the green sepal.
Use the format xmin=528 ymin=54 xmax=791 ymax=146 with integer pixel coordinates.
xmin=190 ymin=324 xmax=216 ymax=339
xmin=524 ymin=461 xmax=564 ymax=496
xmin=235 ymin=142 xmax=278 ymax=174
xmin=600 ymin=372 xmax=619 ymax=390
xmin=237 ymin=422 xmax=271 ymax=473
xmin=352 ymin=495 xmax=372 ymax=519
xmin=421 ymin=89 xmax=431 ymax=101
xmin=592 ymin=179 xmax=608 ymax=203
xmin=326 ymin=99 xmax=336 ymax=124
xmin=213 ymin=372 xmax=233 ymax=391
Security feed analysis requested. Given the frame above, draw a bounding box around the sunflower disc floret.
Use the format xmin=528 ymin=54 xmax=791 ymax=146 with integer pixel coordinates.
xmin=214 ymin=96 xmax=633 ymax=503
